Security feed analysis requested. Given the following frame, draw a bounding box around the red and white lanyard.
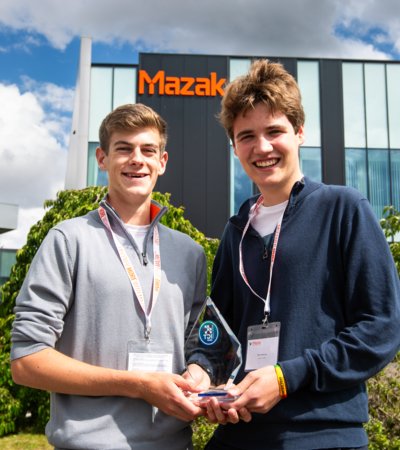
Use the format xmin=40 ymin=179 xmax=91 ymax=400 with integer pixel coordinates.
xmin=238 ymin=196 xmax=284 ymax=320
xmin=98 ymin=206 xmax=161 ymax=340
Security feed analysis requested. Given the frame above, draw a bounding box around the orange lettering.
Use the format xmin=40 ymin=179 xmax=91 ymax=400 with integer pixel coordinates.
xmin=165 ymin=76 xmax=180 ymax=95
xmin=210 ymin=72 xmax=225 ymax=96
xmin=138 ymin=70 xmax=225 ymax=96
xmin=180 ymin=77 xmax=195 ymax=96
xmin=195 ymin=77 xmax=210 ymax=96
xmin=138 ymin=70 xmax=165 ymax=95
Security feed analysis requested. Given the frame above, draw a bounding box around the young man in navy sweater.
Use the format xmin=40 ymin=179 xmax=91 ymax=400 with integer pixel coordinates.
xmin=204 ymin=59 xmax=400 ymax=450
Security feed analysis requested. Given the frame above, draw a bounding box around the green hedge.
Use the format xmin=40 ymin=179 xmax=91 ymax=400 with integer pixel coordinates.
xmin=0 ymin=189 xmax=399 ymax=449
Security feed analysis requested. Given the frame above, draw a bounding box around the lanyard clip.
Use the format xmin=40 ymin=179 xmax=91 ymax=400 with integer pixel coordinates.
xmin=262 ymin=313 xmax=269 ymax=327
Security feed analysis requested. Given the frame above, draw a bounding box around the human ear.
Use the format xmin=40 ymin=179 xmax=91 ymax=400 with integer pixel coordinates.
xmin=96 ymin=147 xmax=107 ymax=171
xmin=158 ymin=151 xmax=168 ymax=175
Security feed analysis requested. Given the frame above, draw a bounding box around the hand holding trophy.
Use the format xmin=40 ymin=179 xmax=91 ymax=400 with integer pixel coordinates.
xmin=184 ymin=297 xmax=242 ymax=403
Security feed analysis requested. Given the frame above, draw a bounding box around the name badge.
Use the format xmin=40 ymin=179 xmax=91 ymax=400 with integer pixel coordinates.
xmin=245 ymin=322 xmax=280 ymax=371
xmin=128 ymin=352 xmax=173 ymax=373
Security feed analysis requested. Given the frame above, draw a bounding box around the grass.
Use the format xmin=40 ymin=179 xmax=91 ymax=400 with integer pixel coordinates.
xmin=0 ymin=433 xmax=52 ymax=450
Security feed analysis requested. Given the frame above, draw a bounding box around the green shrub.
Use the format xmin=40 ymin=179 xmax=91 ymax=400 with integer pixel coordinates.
xmin=192 ymin=416 xmax=217 ymax=450
xmin=366 ymin=353 xmax=400 ymax=450
xmin=366 ymin=206 xmax=400 ymax=449
xmin=380 ymin=205 xmax=400 ymax=274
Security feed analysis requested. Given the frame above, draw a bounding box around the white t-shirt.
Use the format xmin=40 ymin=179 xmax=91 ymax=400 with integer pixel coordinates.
xmin=251 ymin=200 xmax=288 ymax=238
xmin=125 ymin=223 xmax=151 ymax=251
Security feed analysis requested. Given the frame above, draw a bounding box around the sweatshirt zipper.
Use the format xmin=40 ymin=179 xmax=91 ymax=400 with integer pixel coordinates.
xmin=142 ymin=252 xmax=148 ymax=266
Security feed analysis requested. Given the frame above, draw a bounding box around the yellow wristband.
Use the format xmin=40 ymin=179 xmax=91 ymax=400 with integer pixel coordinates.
xmin=274 ymin=364 xmax=288 ymax=399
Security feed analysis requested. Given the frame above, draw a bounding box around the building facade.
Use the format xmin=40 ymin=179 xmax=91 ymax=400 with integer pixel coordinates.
xmin=66 ymin=41 xmax=400 ymax=239
xmin=0 ymin=202 xmax=18 ymax=287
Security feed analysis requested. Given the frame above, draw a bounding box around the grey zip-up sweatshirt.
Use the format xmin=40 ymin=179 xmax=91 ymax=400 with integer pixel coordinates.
xmin=11 ymin=199 xmax=207 ymax=450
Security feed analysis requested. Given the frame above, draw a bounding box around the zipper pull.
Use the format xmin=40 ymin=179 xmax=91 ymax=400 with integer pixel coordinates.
xmin=263 ymin=246 xmax=268 ymax=259
xmin=142 ymin=253 xmax=148 ymax=265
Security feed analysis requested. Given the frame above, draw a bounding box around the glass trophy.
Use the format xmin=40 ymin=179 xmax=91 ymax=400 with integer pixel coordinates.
xmin=184 ymin=297 xmax=242 ymax=403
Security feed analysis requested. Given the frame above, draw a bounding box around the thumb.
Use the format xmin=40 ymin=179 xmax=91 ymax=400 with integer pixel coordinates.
xmin=175 ymin=374 xmax=199 ymax=392
xmin=227 ymin=375 xmax=254 ymax=397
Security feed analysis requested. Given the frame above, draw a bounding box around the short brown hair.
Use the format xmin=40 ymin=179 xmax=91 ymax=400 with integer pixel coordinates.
xmin=99 ymin=103 xmax=168 ymax=154
xmin=219 ymin=59 xmax=305 ymax=143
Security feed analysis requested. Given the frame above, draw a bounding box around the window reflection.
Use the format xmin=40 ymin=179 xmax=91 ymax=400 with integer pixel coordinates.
xmin=230 ymin=151 xmax=253 ymax=214
xmin=387 ymin=66 xmax=400 ymax=148
xmin=89 ymin=67 xmax=113 ymax=141
xmin=229 ymin=59 xmax=251 ymax=81
xmin=390 ymin=150 xmax=400 ymax=210
xmin=297 ymin=61 xmax=321 ymax=147
xmin=343 ymin=62 xmax=399 ymax=218
xmin=343 ymin=63 xmax=366 ymax=148
xmin=345 ymin=149 xmax=368 ymax=198
xmin=113 ymin=67 xmax=137 ymax=109
xmin=229 ymin=59 xmax=253 ymax=215
xmin=368 ymin=149 xmax=390 ymax=217
xmin=0 ymin=249 xmax=17 ymax=285
xmin=300 ymin=147 xmax=322 ymax=182
xmin=365 ymin=64 xmax=388 ymax=148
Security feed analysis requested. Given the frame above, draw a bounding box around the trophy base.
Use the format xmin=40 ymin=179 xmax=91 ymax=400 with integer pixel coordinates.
xmin=190 ymin=389 xmax=240 ymax=404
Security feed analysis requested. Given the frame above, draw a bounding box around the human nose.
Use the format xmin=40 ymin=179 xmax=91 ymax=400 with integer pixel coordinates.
xmin=255 ymin=135 xmax=273 ymax=153
xmin=128 ymin=147 xmax=144 ymax=164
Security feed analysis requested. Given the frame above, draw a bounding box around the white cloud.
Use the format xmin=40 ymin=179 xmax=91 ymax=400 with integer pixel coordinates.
xmin=0 ymin=0 xmax=399 ymax=59
xmin=0 ymin=82 xmax=71 ymax=248
xmin=21 ymin=76 xmax=75 ymax=112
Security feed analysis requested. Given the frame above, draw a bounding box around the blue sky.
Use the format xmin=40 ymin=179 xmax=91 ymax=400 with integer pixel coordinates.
xmin=0 ymin=32 xmax=141 ymax=87
xmin=0 ymin=0 xmax=399 ymax=248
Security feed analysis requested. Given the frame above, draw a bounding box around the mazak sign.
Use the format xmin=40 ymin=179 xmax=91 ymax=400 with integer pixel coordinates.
xmin=138 ymin=70 xmax=226 ymax=97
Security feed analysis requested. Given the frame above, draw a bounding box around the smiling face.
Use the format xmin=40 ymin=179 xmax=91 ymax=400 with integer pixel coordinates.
xmin=96 ymin=127 xmax=168 ymax=223
xmin=233 ymin=102 xmax=305 ymax=206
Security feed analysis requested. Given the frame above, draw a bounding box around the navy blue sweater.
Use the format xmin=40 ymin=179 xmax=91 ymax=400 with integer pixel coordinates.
xmin=210 ymin=178 xmax=400 ymax=449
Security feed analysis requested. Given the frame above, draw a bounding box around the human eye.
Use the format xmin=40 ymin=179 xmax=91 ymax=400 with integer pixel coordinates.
xmin=269 ymin=127 xmax=284 ymax=137
xmin=115 ymin=146 xmax=131 ymax=153
xmin=237 ymin=132 xmax=254 ymax=143
xmin=142 ymin=146 xmax=158 ymax=155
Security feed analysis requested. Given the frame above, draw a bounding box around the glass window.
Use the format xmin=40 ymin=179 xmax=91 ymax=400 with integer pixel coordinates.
xmin=229 ymin=59 xmax=253 ymax=215
xmin=87 ymin=142 xmax=108 ymax=186
xmin=387 ymin=65 xmax=400 ymax=148
xmin=88 ymin=67 xmax=113 ymax=141
xmin=297 ymin=61 xmax=321 ymax=147
xmin=391 ymin=150 xmax=400 ymax=210
xmin=0 ymin=249 xmax=17 ymax=285
xmin=365 ymin=64 xmax=388 ymax=148
xmin=230 ymin=150 xmax=253 ymax=214
xmin=345 ymin=148 xmax=368 ymax=198
xmin=229 ymin=59 xmax=251 ymax=82
xmin=342 ymin=63 xmax=366 ymax=148
xmin=368 ymin=149 xmax=390 ymax=217
xmin=300 ymin=147 xmax=322 ymax=182
xmin=113 ymin=67 xmax=137 ymax=109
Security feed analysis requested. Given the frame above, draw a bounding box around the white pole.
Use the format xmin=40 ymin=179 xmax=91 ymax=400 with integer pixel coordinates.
xmin=65 ymin=36 xmax=92 ymax=189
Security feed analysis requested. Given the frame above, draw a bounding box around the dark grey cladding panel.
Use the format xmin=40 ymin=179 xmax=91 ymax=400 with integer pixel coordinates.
xmin=319 ymin=60 xmax=345 ymax=186
xmin=138 ymin=53 xmax=229 ymax=238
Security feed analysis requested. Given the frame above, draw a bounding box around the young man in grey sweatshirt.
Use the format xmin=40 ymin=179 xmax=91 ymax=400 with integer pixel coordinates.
xmin=11 ymin=103 xmax=210 ymax=450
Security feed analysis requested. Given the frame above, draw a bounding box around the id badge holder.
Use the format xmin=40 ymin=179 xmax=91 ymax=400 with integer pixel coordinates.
xmin=245 ymin=321 xmax=281 ymax=371
xmin=127 ymin=341 xmax=173 ymax=373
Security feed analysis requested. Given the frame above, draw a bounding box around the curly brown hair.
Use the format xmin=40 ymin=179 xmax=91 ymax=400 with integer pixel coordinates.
xmin=219 ymin=59 xmax=305 ymax=143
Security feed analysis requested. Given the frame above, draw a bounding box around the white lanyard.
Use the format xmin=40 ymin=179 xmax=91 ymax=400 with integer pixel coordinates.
xmin=98 ymin=206 xmax=161 ymax=340
xmin=238 ymin=196 xmax=284 ymax=320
